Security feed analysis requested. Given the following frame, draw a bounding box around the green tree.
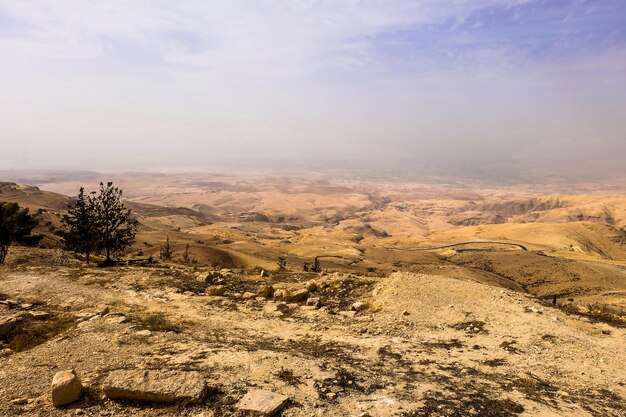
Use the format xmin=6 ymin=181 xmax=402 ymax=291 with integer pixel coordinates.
xmin=0 ymin=202 xmax=40 ymax=264
xmin=94 ymin=182 xmax=137 ymax=265
xmin=62 ymin=187 xmax=98 ymax=264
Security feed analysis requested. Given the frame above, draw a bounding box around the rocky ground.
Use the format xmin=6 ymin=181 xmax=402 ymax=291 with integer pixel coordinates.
xmin=1 ymin=248 xmax=625 ymax=416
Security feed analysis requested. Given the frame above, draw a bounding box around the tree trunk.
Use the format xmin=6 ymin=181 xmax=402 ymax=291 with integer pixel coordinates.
xmin=0 ymin=244 xmax=8 ymax=264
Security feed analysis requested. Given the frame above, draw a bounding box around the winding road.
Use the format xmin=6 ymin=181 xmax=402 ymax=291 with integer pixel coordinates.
xmin=386 ymin=241 xmax=528 ymax=252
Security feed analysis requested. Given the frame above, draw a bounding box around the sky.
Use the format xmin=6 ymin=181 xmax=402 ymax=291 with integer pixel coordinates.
xmin=0 ymin=0 xmax=625 ymax=180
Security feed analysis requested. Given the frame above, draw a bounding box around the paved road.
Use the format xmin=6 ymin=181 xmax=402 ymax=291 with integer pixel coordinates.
xmin=387 ymin=241 xmax=528 ymax=252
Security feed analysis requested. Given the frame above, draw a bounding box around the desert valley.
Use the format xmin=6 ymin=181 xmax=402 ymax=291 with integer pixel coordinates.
xmin=0 ymin=170 xmax=625 ymax=416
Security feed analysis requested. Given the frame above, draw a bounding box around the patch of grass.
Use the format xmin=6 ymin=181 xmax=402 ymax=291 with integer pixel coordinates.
xmin=401 ymin=390 xmax=524 ymax=417
xmin=482 ymin=358 xmax=507 ymax=367
xmin=129 ymin=312 xmax=182 ymax=333
xmin=508 ymin=374 xmax=558 ymax=407
xmin=422 ymin=338 xmax=465 ymax=351
xmin=450 ymin=320 xmax=488 ymax=335
xmin=500 ymin=340 xmax=522 ymax=354
xmin=315 ymin=368 xmax=367 ymax=401
xmin=274 ymin=368 xmax=303 ymax=386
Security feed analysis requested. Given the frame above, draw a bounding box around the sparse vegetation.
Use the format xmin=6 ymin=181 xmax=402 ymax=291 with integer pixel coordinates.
xmin=0 ymin=202 xmax=40 ymax=264
xmin=159 ymin=236 xmax=174 ymax=260
xmin=62 ymin=182 xmax=137 ymax=266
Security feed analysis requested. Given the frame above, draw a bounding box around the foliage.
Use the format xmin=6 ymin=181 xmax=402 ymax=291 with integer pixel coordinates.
xmin=160 ymin=236 xmax=174 ymax=260
xmin=0 ymin=202 xmax=40 ymax=264
xmin=277 ymin=255 xmax=287 ymax=271
xmin=95 ymin=182 xmax=137 ymax=264
xmin=61 ymin=187 xmax=98 ymax=264
xmin=181 ymin=243 xmax=196 ymax=264
xmin=62 ymin=182 xmax=137 ymax=265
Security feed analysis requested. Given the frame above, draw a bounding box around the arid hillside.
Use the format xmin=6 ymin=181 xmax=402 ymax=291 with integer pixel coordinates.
xmin=1 ymin=173 xmax=625 ymax=416
xmin=0 ymin=247 xmax=624 ymax=416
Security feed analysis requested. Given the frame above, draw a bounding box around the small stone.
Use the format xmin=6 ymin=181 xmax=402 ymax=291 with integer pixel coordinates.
xmin=135 ymin=329 xmax=152 ymax=337
xmin=306 ymin=297 xmax=321 ymax=308
xmin=10 ymin=398 xmax=28 ymax=405
xmin=242 ymin=292 xmax=256 ymax=299
xmin=402 ymin=310 xmax=410 ymax=316
xmin=27 ymin=311 xmax=50 ymax=320
xmin=76 ymin=312 xmax=98 ymax=322
xmin=306 ymin=281 xmax=318 ymax=292
xmin=237 ymin=389 xmax=289 ymax=416
xmin=97 ymin=306 xmax=110 ymax=316
xmin=260 ymin=270 xmax=270 ymax=278
xmin=325 ymin=392 xmax=337 ymax=400
xmin=197 ymin=271 xmax=222 ymax=283
xmin=286 ymin=289 xmax=309 ymax=303
xmin=273 ymin=289 xmax=288 ymax=300
xmin=256 ymin=285 xmax=275 ymax=298
xmin=19 ymin=303 xmax=33 ymax=310
xmin=351 ymin=301 xmax=368 ymax=312
xmin=206 ymin=285 xmax=226 ymax=296
xmin=51 ymin=369 xmax=84 ymax=407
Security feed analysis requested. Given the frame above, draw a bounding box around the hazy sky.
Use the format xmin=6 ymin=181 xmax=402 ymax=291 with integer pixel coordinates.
xmin=1 ymin=1 xmax=625 ymax=179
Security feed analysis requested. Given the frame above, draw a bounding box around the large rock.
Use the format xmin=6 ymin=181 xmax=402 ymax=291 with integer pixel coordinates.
xmin=102 ymin=370 xmax=206 ymax=403
xmin=0 ymin=313 xmax=27 ymax=337
xmin=236 ymin=389 xmax=289 ymax=416
xmin=51 ymin=369 xmax=83 ymax=407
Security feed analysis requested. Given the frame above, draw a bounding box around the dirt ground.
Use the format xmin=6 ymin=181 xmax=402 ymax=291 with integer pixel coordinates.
xmin=1 ymin=248 xmax=624 ymax=417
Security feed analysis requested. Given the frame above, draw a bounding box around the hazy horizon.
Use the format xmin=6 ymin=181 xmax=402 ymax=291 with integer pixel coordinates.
xmin=1 ymin=1 xmax=625 ymax=180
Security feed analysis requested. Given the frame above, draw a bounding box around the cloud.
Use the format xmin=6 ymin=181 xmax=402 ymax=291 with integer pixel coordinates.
xmin=2 ymin=0 xmax=622 ymax=76
xmin=0 ymin=1 xmax=624 ymax=179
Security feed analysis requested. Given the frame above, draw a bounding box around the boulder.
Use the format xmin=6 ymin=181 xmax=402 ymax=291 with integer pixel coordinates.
xmin=102 ymin=370 xmax=206 ymax=403
xmin=206 ymin=285 xmax=226 ymax=296
xmin=51 ymin=369 xmax=83 ymax=407
xmin=0 ymin=313 xmax=27 ymax=337
xmin=236 ymin=389 xmax=289 ymax=416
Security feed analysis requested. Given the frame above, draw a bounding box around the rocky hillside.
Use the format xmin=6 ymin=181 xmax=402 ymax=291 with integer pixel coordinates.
xmin=1 ymin=248 xmax=624 ymax=416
